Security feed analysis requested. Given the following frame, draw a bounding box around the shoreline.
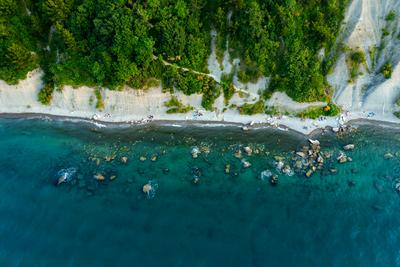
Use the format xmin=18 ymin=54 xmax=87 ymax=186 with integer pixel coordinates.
xmin=2 ymin=111 xmax=400 ymax=137
xmin=1 ymin=69 xmax=400 ymax=135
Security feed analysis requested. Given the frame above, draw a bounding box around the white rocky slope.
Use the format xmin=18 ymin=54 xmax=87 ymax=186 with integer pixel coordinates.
xmin=329 ymin=0 xmax=400 ymax=115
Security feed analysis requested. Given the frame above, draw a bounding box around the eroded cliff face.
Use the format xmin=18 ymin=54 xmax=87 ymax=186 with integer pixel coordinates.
xmin=329 ymin=0 xmax=400 ymax=114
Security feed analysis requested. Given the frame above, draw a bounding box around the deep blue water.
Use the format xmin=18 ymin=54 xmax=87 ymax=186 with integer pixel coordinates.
xmin=0 ymin=116 xmax=400 ymax=267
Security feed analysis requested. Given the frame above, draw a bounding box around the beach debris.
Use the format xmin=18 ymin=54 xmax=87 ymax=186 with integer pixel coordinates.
xmin=139 ymin=156 xmax=147 ymax=161
xmin=109 ymin=175 xmax=117 ymax=181
xmin=384 ymin=152 xmax=394 ymax=160
xmin=142 ymin=180 xmax=158 ymax=199
xmin=121 ymin=156 xmax=128 ymax=164
xmin=241 ymin=126 xmax=249 ymax=131
xmin=243 ymin=146 xmax=253 ymax=156
xmin=260 ymin=170 xmax=273 ymax=181
xmin=270 ymin=175 xmax=278 ymax=185
xmin=94 ymin=173 xmax=105 ymax=181
xmin=56 ymin=168 xmax=77 ymax=185
xmin=343 ymin=144 xmax=355 ymax=151
xmin=191 ymin=147 xmax=200 ymax=158
xmin=241 ymin=159 xmax=251 ymax=168
xmin=225 ymin=164 xmax=231 ymax=174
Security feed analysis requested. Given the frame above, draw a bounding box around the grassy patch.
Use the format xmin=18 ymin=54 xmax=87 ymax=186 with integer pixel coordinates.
xmin=297 ymin=103 xmax=341 ymax=119
xmin=382 ymin=63 xmax=393 ymax=79
xmin=38 ymin=83 xmax=54 ymax=105
xmin=164 ymin=96 xmax=193 ymax=113
xmin=386 ymin=10 xmax=396 ymax=21
xmin=347 ymin=50 xmax=366 ymax=82
xmin=95 ymin=88 xmax=105 ymax=111
xmin=238 ymin=100 xmax=265 ymax=115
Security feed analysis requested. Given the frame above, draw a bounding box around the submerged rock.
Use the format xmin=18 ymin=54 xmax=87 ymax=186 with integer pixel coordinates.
xmin=305 ymin=169 xmax=313 ymax=178
xmin=151 ymin=155 xmax=158 ymax=162
xmin=121 ymin=156 xmax=128 ymax=164
xmin=243 ymin=146 xmax=252 ymax=156
xmin=142 ymin=180 xmax=158 ymax=199
xmin=242 ymin=159 xmax=251 ymax=168
xmin=191 ymin=147 xmax=200 ymax=158
xmin=94 ymin=173 xmax=105 ymax=181
xmin=296 ymin=152 xmax=306 ymax=158
xmin=260 ymin=170 xmax=273 ymax=181
xmin=234 ymin=150 xmax=242 ymax=159
xmin=384 ymin=153 xmax=394 ymax=160
xmin=109 ymin=175 xmax=117 ymax=181
xmin=343 ymin=144 xmax=355 ymax=151
xmin=225 ymin=164 xmax=231 ymax=174
xmin=270 ymin=175 xmax=278 ymax=185
xmin=139 ymin=156 xmax=147 ymax=161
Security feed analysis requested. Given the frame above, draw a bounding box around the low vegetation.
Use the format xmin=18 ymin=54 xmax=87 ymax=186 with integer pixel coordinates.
xmin=382 ymin=63 xmax=393 ymax=79
xmin=95 ymin=88 xmax=104 ymax=111
xmin=0 ymin=0 xmax=349 ymax=106
xmin=297 ymin=103 xmax=341 ymax=119
xmin=238 ymin=100 xmax=265 ymax=115
xmin=164 ymin=96 xmax=193 ymax=113
xmin=347 ymin=50 xmax=366 ymax=82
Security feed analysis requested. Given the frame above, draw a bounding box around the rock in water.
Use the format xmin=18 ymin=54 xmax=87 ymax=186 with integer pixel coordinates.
xmin=191 ymin=147 xmax=200 ymax=158
xmin=139 ymin=156 xmax=147 ymax=161
xmin=343 ymin=144 xmax=355 ymax=151
xmin=242 ymin=159 xmax=251 ymax=168
xmin=260 ymin=170 xmax=273 ymax=181
xmin=94 ymin=173 xmax=105 ymax=181
xmin=308 ymin=139 xmax=320 ymax=146
xmin=270 ymin=175 xmax=278 ymax=185
xmin=243 ymin=146 xmax=252 ymax=156
xmin=142 ymin=180 xmax=158 ymax=199
xmin=121 ymin=157 xmax=128 ymax=164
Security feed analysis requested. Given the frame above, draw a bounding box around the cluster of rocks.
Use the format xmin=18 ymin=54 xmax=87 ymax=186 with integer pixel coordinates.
xmin=290 ymin=139 xmax=326 ymax=178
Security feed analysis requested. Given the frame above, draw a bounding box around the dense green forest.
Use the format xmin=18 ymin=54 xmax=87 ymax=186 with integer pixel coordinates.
xmin=0 ymin=0 xmax=348 ymax=106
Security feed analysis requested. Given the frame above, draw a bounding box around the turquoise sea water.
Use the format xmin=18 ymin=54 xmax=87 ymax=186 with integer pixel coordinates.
xmin=0 ymin=116 xmax=400 ymax=267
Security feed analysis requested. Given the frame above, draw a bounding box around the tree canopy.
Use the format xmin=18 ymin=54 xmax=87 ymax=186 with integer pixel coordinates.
xmin=1 ymin=0 xmax=348 ymax=103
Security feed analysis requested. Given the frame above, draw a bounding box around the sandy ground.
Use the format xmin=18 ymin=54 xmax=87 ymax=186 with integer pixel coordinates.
xmin=1 ymin=69 xmax=398 ymax=135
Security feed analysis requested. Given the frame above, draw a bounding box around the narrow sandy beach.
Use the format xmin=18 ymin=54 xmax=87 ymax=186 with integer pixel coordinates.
xmin=1 ymin=69 xmax=399 ymax=135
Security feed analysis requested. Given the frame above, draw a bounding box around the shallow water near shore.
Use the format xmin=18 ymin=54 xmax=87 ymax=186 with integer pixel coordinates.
xmin=0 ymin=117 xmax=400 ymax=266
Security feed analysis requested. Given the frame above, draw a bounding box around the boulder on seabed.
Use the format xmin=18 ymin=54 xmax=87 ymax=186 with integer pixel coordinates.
xmin=139 ymin=156 xmax=147 ymax=161
xmin=191 ymin=147 xmax=200 ymax=158
xmin=121 ymin=156 xmax=128 ymax=164
xmin=343 ymin=144 xmax=355 ymax=151
xmin=260 ymin=170 xmax=273 ymax=181
xmin=225 ymin=164 xmax=231 ymax=174
xmin=270 ymin=175 xmax=278 ymax=185
xmin=242 ymin=159 xmax=251 ymax=168
xmin=94 ymin=173 xmax=105 ymax=181
xmin=243 ymin=146 xmax=253 ymax=156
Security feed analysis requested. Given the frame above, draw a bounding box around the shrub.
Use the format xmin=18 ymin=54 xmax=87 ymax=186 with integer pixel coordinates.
xmin=164 ymin=96 xmax=193 ymax=113
xmin=95 ymin=88 xmax=105 ymax=110
xmin=238 ymin=100 xmax=265 ymax=115
xmin=386 ymin=10 xmax=396 ymax=21
xmin=382 ymin=63 xmax=393 ymax=79
xmin=38 ymin=83 xmax=54 ymax=105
